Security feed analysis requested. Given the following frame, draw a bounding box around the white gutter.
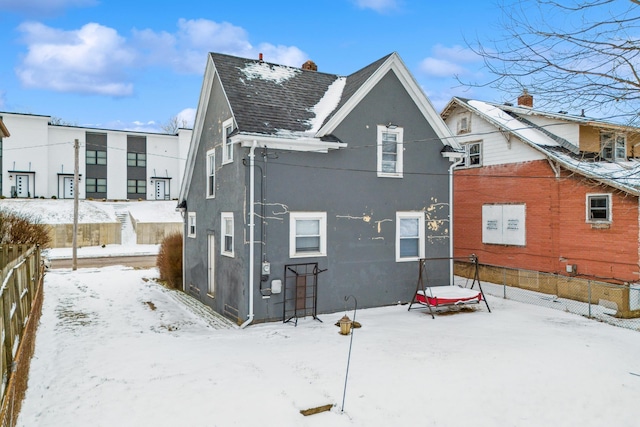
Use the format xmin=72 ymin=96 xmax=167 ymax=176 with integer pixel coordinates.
xmin=443 ymin=152 xmax=464 ymax=286
xmin=240 ymin=141 xmax=258 ymax=329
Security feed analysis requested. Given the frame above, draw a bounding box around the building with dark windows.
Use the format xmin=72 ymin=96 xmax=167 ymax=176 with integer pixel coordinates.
xmin=0 ymin=112 xmax=191 ymax=200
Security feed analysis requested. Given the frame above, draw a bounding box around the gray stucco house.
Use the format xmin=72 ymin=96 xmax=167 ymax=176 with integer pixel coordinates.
xmin=178 ymin=52 xmax=462 ymax=326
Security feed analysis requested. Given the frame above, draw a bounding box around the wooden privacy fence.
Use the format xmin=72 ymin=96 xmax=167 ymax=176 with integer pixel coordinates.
xmin=0 ymin=245 xmax=43 ymax=426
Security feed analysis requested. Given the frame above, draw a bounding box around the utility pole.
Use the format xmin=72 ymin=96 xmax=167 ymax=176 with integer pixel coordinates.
xmin=72 ymin=138 xmax=79 ymax=271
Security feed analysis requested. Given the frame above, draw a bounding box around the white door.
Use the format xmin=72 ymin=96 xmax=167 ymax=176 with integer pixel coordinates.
xmin=16 ymin=175 xmax=29 ymax=197
xmin=155 ymin=180 xmax=166 ymax=200
xmin=208 ymin=234 xmax=215 ymax=297
xmin=63 ymin=177 xmax=74 ymax=198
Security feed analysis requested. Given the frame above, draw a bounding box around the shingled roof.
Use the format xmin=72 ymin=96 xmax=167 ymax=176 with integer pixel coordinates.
xmin=211 ymin=53 xmax=338 ymax=137
xmin=446 ymin=97 xmax=640 ymax=196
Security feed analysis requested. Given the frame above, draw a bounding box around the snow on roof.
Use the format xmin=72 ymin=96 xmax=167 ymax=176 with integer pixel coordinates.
xmin=468 ymin=100 xmax=560 ymax=147
xmin=549 ymin=153 xmax=640 ymax=193
xmin=305 ymin=76 xmax=346 ymax=134
xmin=465 ymin=98 xmax=640 ymax=194
xmin=239 ymin=61 xmax=300 ymax=84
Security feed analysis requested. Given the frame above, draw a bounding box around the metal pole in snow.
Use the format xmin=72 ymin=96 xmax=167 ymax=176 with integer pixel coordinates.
xmin=341 ymin=295 xmax=357 ymax=413
xmin=72 ymin=138 xmax=79 ymax=271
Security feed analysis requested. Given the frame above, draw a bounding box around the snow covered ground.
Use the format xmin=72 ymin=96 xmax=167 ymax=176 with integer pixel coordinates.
xmin=17 ymin=266 xmax=640 ymax=427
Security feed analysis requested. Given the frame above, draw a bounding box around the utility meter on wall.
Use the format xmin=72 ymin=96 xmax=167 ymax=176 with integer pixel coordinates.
xmin=261 ymin=262 xmax=271 ymax=275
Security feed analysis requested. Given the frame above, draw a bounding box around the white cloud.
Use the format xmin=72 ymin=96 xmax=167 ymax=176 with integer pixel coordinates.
xmin=16 ymin=22 xmax=136 ymax=96
xmin=176 ymin=108 xmax=196 ymax=129
xmin=419 ymin=44 xmax=483 ymax=78
xmin=14 ymin=18 xmax=307 ymax=97
xmin=419 ymin=58 xmax=465 ymax=77
xmin=352 ymin=0 xmax=400 ymax=13
xmin=132 ymin=19 xmax=306 ymax=73
xmin=432 ymin=44 xmax=481 ymax=63
xmin=0 ymin=0 xmax=96 ymax=16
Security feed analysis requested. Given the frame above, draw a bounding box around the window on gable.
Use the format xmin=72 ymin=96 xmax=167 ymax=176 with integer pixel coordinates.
xmin=289 ymin=212 xmax=327 ymax=258
xmin=457 ymin=113 xmax=471 ymax=134
xmin=377 ymin=125 xmax=404 ymax=177
xmin=188 ymin=212 xmax=196 ymax=238
xmin=206 ymin=149 xmax=215 ymax=198
xmin=601 ymin=132 xmax=626 ymax=161
xmin=458 ymin=141 xmax=482 ymax=168
xmin=396 ymin=212 xmax=425 ymax=262
xmin=222 ymin=118 xmax=234 ymax=164
xmin=221 ymin=212 xmax=234 ymax=257
xmin=586 ymin=194 xmax=611 ymax=223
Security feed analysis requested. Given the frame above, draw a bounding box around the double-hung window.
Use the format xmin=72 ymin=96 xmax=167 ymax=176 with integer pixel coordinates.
xmin=222 ymin=118 xmax=234 ymax=164
xmin=221 ymin=212 xmax=234 ymax=257
xmin=586 ymin=194 xmax=611 ymax=223
xmin=290 ymin=212 xmax=327 ymax=258
xmin=396 ymin=212 xmax=425 ymax=262
xmin=601 ymin=132 xmax=626 ymax=161
xmin=206 ymin=149 xmax=215 ymax=198
xmin=458 ymin=141 xmax=482 ymax=168
xmin=188 ymin=212 xmax=196 ymax=238
xmin=377 ymin=125 xmax=404 ymax=177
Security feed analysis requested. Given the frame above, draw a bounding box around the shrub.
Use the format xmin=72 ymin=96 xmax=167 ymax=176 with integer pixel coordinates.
xmin=157 ymin=232 xmax=183 ymax=290
xmin=0 ymin=210 xmax=52 ymax=248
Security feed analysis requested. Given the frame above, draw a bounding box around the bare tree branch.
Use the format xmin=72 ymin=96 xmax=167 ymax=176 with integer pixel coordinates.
xmin=464 ymin=0 xmax=640 ymax=124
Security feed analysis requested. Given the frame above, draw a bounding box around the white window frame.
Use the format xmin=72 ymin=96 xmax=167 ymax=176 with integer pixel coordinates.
xmin=188 ymin=212 xmax=196 ymax=238
xmin=396 ymin=211 xmax=425 ymax=262
xmin=458 ymin=141 xmax=482 ymax=168
xmin=206 ymin=148 xmax=215 ymax=198
xmin=457 ymin=113 xmax=471 ymax=134
xmin=221 ymin=212 xmax=234 ymax=257
xmin=289 ymin=212 xmax=327 ymax=258
xmin=586 ymin=193 xmax=612 ymax=223
xmin=377 ymin=125 xmax=404 ymax=178
xmin=600 ymin=132 xmax=626 ymax=161
xmin=221 ymin=118 xmax=234 ymax=165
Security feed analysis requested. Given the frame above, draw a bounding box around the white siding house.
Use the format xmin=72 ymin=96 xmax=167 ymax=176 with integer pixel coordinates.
xmin=0 ymin=112 xmax=191 ymax=200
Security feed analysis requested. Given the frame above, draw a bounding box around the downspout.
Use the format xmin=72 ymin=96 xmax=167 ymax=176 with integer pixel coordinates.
xmin=240 ymin=141 xmax=258 ymax=329
xmin=448 ymin=156 xmax=464 ymax=286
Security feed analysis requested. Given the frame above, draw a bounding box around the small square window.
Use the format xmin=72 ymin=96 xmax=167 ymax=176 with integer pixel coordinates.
xmin=600 ymin=132 xmax=626 ymax=161
xmin=457 ymin=141 xmax=482 ymax=168
xmin=586 ymin=194 xmax=611 ymax=223
xmin=290 ymin=212 xmax=327 ymax=258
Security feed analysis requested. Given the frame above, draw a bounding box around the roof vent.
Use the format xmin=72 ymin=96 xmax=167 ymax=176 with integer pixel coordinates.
xmin=517 ymin=89 xmax=533 ymax=107
xmin=302 ymin=60 xmax=317 ymax=71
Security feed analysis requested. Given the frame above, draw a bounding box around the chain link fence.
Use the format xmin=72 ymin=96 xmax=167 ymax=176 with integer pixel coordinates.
xmin=455 ymin=261 xmax=640 ymax=332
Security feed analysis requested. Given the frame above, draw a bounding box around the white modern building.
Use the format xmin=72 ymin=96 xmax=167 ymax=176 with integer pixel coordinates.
xmin=0 ymin=112 xmax=191 ymax=200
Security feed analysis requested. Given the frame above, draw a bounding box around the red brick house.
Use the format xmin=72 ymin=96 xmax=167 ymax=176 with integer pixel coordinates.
xmin=441 ymin=95 xmax=640 ymax=314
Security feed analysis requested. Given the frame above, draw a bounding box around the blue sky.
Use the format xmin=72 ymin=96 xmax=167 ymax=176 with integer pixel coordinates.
xmin=0 ymin=0 xmax=502 ymax=132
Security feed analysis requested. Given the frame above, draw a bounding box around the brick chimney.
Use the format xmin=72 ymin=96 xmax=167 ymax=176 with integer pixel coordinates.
xmin=517 ymin=89 xmax=533 ymax=107
xmin=302 ymin=60 xmax=317 ymax=71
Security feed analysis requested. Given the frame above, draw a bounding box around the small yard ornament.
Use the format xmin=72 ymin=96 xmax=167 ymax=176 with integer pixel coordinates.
xmin=339 ymin=315 xmax=352 ymax=335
